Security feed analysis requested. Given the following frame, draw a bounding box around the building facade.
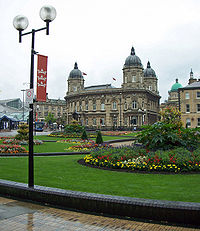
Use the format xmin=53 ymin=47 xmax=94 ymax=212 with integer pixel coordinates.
xmin=65 ymin=47 xmax=161 ymax=129
xmin=34 ymin=94 xmax=67 ymax=123
xmin=179 ymin=70 xmax=200 ymax=128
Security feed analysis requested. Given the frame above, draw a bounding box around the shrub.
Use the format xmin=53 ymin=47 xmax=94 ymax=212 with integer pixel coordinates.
xmin=15 ymin=123 xmax=29 ymax=141
xmin=160 ymin=106 xmax=182 ymax=129
xmin=81 ymin=130 xmax=88 ymax=140
xmin=64 ymin=121 xmax=84 ymax=134
xmin=96 ymin=130 xmax=103 ymax=144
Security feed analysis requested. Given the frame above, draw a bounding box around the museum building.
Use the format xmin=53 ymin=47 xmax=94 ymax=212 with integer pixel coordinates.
xmin=65 ymin=47 xmax=161 ymax=129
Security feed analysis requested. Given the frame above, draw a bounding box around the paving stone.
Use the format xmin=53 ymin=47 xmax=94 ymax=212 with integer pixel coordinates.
xmin=0 ymin=196 xmax=199 ymax=231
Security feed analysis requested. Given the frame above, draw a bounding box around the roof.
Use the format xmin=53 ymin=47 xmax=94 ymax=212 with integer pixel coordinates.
xmin=181 ymin=81 xmax=200 ymax=89
xmin=68 ymin=62 xmax=83 ymax=79
xmin=0 ymin=98 xmax=21 ymax=104
xmin=124 ymin=47 xmax=142 ymax=67
xmin=84 ymin=84 xmax=116 ymax=91
xmin=144 ymin=61 xmax=156 ymax=77
xmin=170 ymin=79 xmax=182 ymax=92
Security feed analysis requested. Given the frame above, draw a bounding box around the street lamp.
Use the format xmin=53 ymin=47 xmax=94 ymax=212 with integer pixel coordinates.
xmin=13 ymin=5 xmax=56 ymax=188
xmin=21 ymin=89 xmax=25 ymax=122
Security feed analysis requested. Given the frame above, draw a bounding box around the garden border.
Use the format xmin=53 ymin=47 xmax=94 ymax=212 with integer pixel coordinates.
xmin=0 ymin=179 xmax=199 ymax=226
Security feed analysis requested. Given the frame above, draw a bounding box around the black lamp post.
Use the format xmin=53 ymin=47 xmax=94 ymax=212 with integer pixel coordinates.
xmin=13 ymin=5 xmax=56 ymax=188
xmin=21 ymin=89 xmax=25 ymax=122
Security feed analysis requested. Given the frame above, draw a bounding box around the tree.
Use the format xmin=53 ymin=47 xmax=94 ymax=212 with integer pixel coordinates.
xmin=45 ymin=112 xmax=56 ymax=125
xmin=81 ymin=130 xmax=88 ymax=140
xmin=15 ymin=123 xmax=29 ymax=140
xmin=160 ymin=106 xmax=182 ymax=129
xmin=96 ymin=130 xmax=103 ymax=144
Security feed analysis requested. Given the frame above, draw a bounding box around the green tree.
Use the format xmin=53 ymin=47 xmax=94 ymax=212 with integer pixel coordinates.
xmin=81 ymin=130 xmax=88 ymax=140
xmin=160 ymin=106 xmax=182 ymax=129
xmin=64 ymin=120 xmax=84 ymax=134
xmin=45 ymin=112 xmax=56 ymax=125
xmin=96 ymin=130 xmax=103 ymax=144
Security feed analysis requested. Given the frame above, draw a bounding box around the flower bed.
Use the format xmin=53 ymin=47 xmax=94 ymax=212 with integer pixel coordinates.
xmin=61 ymin=139 xmax=110 ymax=151
xmin=84 ymin=146 xmax=200 ymax=173
xmin=101 ymin=131 xmax=132 ymax=136
xmin=0 ymin=144 xmax=28 ymax=154
xmin=48 ymin=132 xmax=96 ymax=138
xmin=3 ymin=139 xmax=43 ymax=145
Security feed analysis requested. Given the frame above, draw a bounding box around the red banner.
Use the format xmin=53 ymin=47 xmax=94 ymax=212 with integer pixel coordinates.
xmin=36 ymin=55 xmax=48 ymax=102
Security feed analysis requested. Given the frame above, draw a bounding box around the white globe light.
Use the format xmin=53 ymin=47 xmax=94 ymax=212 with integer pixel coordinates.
xmin=13 ymin=15 xmax=29 ymax=31
xmin=39 ymin=5 xmax=56 ymax=22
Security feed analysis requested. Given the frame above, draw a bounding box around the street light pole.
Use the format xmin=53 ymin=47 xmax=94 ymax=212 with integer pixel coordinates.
xmin=21 ymin=89 xmax=25 ymax=121
xmin=13 ymin=5 xmax=56 ymax=188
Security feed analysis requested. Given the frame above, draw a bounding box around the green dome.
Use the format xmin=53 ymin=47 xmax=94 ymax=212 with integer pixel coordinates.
xmin=170 ymin=79 xmax=182 ymax=92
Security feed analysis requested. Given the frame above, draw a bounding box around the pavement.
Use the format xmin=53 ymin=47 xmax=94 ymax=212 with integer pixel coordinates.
xmin=0 ymin=196 xmax=199 ymax=231
xmin=0 ymin=130 xmax=52 ymax=137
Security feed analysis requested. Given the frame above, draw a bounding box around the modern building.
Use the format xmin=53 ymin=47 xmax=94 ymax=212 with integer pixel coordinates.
xmin=0 ymin=98 xmax=22 ymax=109
xmin=65 ymin=47 xmax=161 ymax=130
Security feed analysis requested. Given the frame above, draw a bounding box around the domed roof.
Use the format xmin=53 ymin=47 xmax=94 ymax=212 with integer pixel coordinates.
xmin=144 ymin=61 xmax=156 ymax=77
xmin=170 ymin=79 xmax=182 ymax=92
xmin=69 ymin=62 xmax=83 ymax=79
xmin=124 ymin=47 xmax=142 ymax=67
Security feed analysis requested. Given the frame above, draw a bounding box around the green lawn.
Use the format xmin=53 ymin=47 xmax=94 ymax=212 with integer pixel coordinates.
xmin=0 ymin=155 xmax=199 ymax=203
xmin=35 ymin=135 xmax=133 ymax=141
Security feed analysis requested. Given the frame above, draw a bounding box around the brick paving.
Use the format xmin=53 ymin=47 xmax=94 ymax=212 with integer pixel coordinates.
xmin=0 ymin=197 xmax=199 ymax=231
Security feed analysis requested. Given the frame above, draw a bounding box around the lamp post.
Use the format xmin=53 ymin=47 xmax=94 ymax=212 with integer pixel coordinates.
xmin=21 ymin=89 xmax=25 ymax=122
xmin=13 ymin=5 xmax=56 ymax=188
xmin=119 ymin=92 xmax=122 ymax=128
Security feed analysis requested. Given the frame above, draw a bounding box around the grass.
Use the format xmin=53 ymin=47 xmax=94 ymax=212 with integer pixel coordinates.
xmin=0 ymin=155 xmax=200 ymax=203
xmin=35 ymin=135 xmax=132 ymax=141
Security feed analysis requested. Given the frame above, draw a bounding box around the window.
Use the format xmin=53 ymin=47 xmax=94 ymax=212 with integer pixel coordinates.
xmin=100 ymin=118 xmax=105 ymax=126
xmin=186 ymin=118 xmax=191 ymax=127
xmin=125 ymin=76 xmax=127 ymax=83
xmin=112 ymin=101 xmax=117 ymax=110
xmin=79 ymin=104 xmax=82 ymax=111
xmin=132 ymin=76 xmax=136 ymax=82
xmin=93 ymin=102 xmax=96 ymax=111
xmin=85 ymin=103 xmax=88 ymax=111
xmin=101 ymin=103 xmax=105 ymax=110
xmin=93 ymin=118 xmax=96 ymax=125
xmin=131 ymin=116 xmax=137 ymax=125
xmin=124 ymin=118 xmax=127 ymax=125
xmin=124 ymin=102 xmax=127 ymax=110
xmin=186 ymin=104 xmax=190 ymax=113
xmin=197 ymin=92 xmax=200 ymax=98
xmin=132 ymin=101 xmax=137 ymax=109
xmin=86 ymin=119 xmax=88 ymax=126
xmin=197 ymin=104 xmax=200 ymax=112
xmin=198 ymin=118 xmax=200 ymax=127
xmin=73 ymin=86 xmax=77 ymax=92
xmin=185 ymin=92 xmax=190 ymax=99
xmin=149 ymin=85 xmax=152 ymax=91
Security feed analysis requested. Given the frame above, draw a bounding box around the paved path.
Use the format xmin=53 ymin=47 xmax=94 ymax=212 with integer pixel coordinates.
xmin=0 ymin=196 xmax=198 ymax=231
xmin=110 ymin=141 xmax=135 ymax=147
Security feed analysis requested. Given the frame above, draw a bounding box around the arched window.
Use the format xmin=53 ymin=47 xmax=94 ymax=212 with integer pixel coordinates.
xmin=112 ymin=101 xmax=117 ymax=110
xmin=132 ymin=101 xmax=137 ymax=109
xmin=101 ymin=102 xmax=105 ymax=110
xmin=93 ymin=102 xmax=96 ymax=111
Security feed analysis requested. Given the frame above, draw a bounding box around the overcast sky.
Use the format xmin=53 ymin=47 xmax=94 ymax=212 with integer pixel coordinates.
xmin=1 ymin=0 xmax=200 ymax=103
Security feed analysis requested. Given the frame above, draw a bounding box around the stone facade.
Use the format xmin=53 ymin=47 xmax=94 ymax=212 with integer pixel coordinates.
xmin=179 ymin=80 xmax=200 ymax=128
xmin=65 ymin=47 xmax=161 ymax=129
xmin=34 ymin=94 xmax=67 ymax=122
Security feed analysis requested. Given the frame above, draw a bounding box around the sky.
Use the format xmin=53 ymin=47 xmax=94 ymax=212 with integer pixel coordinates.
xmin=1 ymin=0 xmax=200 ymax=103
